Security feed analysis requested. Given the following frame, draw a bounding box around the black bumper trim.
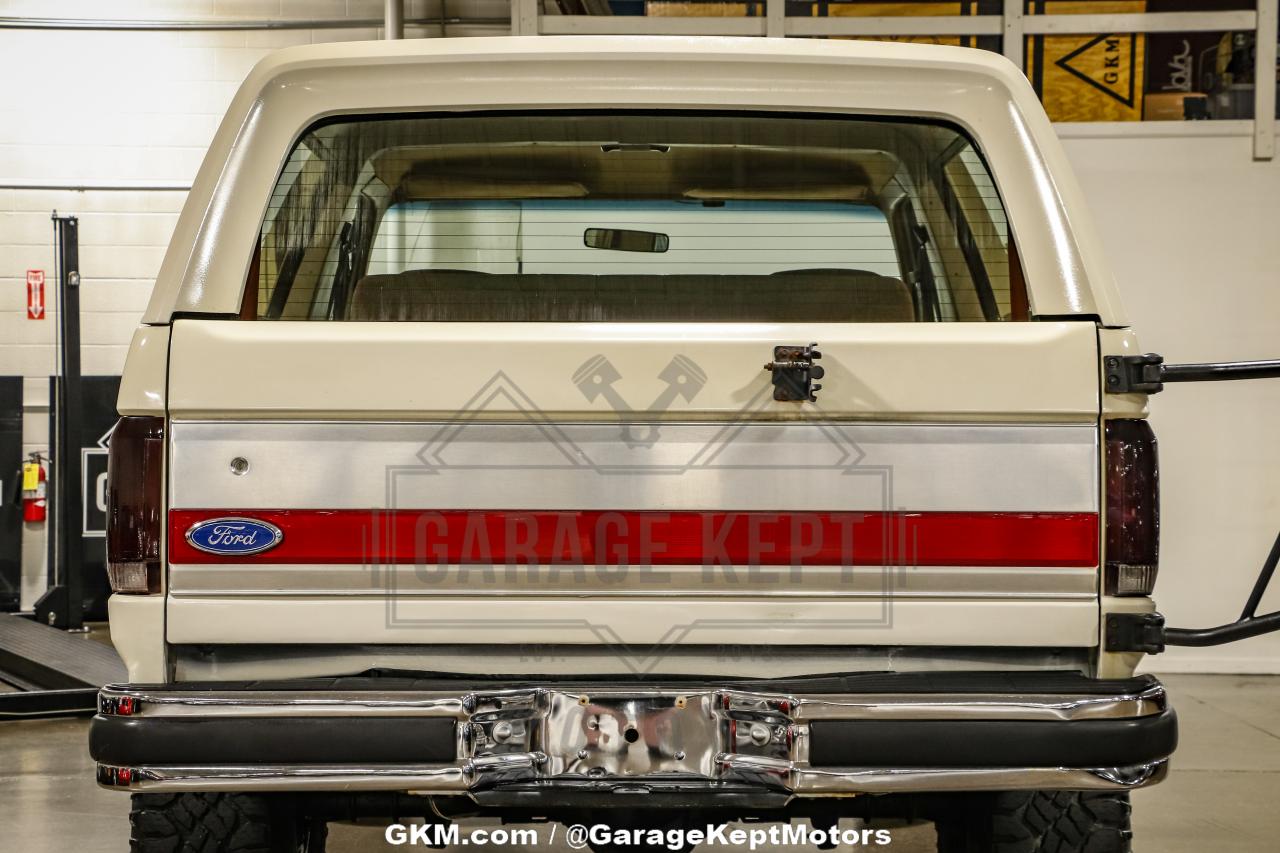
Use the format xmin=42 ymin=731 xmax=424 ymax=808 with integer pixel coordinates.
xmin=88 ymin=709 xmax=1178 ymax=772
xmin=89 ymin=715 xmax=456 ymax=766
xmin=809 ymin=708 xmax=1178 ymax=769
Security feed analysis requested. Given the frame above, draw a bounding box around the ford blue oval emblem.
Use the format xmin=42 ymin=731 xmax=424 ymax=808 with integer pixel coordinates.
xmin=185 ymin=517 xmax=283 ymax=556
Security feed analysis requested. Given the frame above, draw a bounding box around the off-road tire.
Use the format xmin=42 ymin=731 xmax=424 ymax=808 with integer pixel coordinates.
xmin=129 ymin=792 xmax=323 ymax=853
xmin=933 ymin=791 xmax=1132 ymax=853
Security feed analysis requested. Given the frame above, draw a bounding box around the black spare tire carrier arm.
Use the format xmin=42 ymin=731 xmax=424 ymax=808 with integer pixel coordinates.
xmin=1105 ymin=354 xmax=1280 ymax=651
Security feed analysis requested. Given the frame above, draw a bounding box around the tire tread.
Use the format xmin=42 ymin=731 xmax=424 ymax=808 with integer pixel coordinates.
xmin=936 ymin=791 xmax=1132 ymax=853
xmin=129 ymin=793 xmax=282 ymax=853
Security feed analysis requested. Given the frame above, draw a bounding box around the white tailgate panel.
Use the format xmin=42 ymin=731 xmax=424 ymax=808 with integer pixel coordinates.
xmin=166 ymin=320 xmax=1101 ymax=648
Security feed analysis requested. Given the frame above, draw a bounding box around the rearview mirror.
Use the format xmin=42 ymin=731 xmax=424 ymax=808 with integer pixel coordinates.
xmin=584 ymin=228 xmax=669 ymax=253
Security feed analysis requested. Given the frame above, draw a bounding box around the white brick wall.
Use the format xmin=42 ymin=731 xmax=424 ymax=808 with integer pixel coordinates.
xmin=0 ymin=1 xmax=508 ymax=607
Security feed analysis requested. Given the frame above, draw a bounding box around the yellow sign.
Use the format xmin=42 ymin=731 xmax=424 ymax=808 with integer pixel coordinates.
xmin=22 ymin=461 xmax=39 ymax=492
xmin=1026 ymin=1 xmax=1147 ymax=122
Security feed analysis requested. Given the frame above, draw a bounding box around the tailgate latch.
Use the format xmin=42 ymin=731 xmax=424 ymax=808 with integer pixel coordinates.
xmin=765 ymin=343 xmax=825 ymax=403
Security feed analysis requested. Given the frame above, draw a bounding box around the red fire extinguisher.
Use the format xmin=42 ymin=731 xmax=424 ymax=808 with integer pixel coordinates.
xmin=22 ymin=454 xmax=47 ymax=524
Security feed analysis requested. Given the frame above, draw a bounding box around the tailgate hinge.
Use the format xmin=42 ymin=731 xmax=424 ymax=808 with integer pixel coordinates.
xmin=1105 ymin=352 xmax=1280 ymax=395
xmin=1104 ymin=354 xmax=1166 ymax=395
xmin=1105 ymin=612 xmax=1167 ymax=655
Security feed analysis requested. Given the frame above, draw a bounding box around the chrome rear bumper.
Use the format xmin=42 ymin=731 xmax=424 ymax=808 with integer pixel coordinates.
xmin=91 ymin=673 xmax=1176 ymax=798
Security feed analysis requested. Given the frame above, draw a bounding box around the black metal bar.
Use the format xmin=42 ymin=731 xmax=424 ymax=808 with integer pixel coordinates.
xmin=43 ymin=215 xmax=84 ymax=630
xmin=1161 ymin=360 xmax=1280 ymax=383
xmin=1163 ymin=528 xmax=1280 ymax=647
xmin=59 ymin=214 xmax=84 ymax=631
xmin=1166 ymin=612 xmax=1280 ymax=647
xmin=1105 ymin=353 xmax=1280 ymax=394
xmin=1241 ymin=529 xmax=1280 ymax=620
xmin=0 ymin=378 xmax=21 ymax=611
xmin=1104 ymin=349 xmax=1280 ymax=649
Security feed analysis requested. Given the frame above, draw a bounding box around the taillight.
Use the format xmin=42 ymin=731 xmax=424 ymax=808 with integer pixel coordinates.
xmin=1104 ymin=419 xmax=1159 ymax=595
xmin=106 ymin=416 xmax=164 ymax=594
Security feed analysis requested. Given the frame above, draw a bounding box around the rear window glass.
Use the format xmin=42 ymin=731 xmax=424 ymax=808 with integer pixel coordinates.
xmin=251 ymin=113 xmax=1028 ymax=322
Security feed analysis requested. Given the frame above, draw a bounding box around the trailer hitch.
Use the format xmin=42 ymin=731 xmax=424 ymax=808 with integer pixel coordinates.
xmin=1104 ymin=353 xmax=1280 ymax=651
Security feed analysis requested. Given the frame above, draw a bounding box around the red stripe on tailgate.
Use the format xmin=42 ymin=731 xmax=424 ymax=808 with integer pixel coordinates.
xmin=169 ymin=510 xmax=1099 ymax=568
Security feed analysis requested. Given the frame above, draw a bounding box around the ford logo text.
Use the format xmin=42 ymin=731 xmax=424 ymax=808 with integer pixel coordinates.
xmin=185 ymin=518 xmax=284 ymax=556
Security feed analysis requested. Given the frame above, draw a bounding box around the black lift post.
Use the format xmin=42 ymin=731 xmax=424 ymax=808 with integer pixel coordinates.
xmin=34 ymin=213 xmax=86 ymax=631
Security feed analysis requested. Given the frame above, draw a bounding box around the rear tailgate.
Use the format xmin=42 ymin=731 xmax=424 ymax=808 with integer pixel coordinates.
xmin=164 ymin=320 xmax=1100 ymax=650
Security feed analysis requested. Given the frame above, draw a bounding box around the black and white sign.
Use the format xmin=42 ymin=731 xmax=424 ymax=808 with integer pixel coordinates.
xmin=82 ymin=424 xmax=114 ymax=536
xmin=47 ymin=375 xmax=121 ymax=620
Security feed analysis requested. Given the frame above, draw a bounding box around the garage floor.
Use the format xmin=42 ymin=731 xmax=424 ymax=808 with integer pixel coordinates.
xmin=1 ymin=674 xmax=1275 ymax=852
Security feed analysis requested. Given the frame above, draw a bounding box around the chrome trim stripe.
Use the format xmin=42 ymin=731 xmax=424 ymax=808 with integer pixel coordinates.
xmin=99 ymin=764 xmax=466 ymax=793
xmin=107 ymin=695 xmax=469 ymax=718
xmin=167 ymin=563 xmax=1099 ymax=599
xmin=792 ymin=690 xmax=1166 ymax=721
xmin=168 ymin=420 xmax=1099 ymax=514
xmin=97 ymin=760 xmax=1168 ymax=794
xmin=99 ymin=683 xmax=1166 ymax=722
xmin=787 ymin=761 xmax=1168 ymax=794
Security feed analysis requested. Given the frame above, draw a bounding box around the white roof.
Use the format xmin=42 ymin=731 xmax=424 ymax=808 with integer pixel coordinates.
xmin=145 ymin=36 xmax=1125 ymax=325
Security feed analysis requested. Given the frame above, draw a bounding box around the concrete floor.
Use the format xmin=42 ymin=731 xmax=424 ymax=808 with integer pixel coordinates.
xmin=0 ymin=674 xmax=1276 ymax=852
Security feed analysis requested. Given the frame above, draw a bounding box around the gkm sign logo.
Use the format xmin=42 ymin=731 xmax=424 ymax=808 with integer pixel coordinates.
xmin=26 ymin=270 xmax=45 ymax=320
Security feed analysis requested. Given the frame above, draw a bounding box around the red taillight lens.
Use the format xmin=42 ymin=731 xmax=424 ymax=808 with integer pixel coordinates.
xmin=1104 ymin=419 xmax=1159 ymax=596
xmin=106 ymin=416 xmax=164 ymax=594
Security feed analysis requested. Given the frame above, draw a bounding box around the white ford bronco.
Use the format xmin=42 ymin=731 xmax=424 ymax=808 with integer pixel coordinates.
xmin=91 ymin=34 xmax=1280 ymax=853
